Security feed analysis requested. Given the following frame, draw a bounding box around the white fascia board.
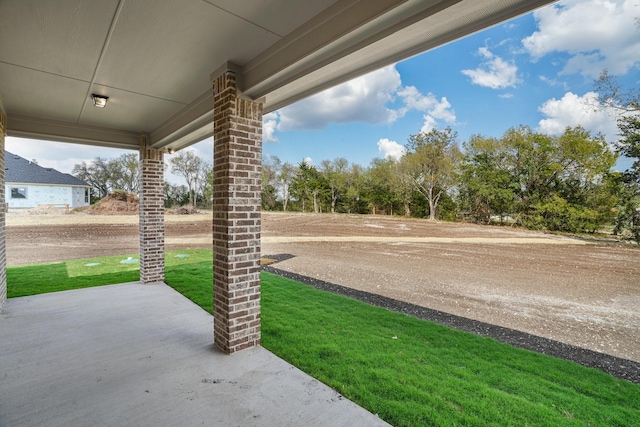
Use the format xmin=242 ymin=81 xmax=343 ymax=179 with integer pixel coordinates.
xmin=241 ymin=0 xmax=411 ymax=96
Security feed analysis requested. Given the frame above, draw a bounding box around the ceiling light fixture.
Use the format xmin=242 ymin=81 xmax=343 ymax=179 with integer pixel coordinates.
xmin=167 ymin=148 xmax=175 ymax=154
xmin=91 ymin=94 xmax=109 ymax=108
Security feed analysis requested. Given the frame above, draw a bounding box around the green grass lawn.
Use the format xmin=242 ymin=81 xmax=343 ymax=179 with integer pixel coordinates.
xmin=7 ymin=249 xmax=640 ymax=427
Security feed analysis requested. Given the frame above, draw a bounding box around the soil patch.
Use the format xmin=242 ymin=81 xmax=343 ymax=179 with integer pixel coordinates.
xmin=23 ymin=205 xmax=70 ymax=215
xmin=83 ymin=192 xmax=139 ymax=215
xmin=5 ymin=211 xmax=640 ymax=365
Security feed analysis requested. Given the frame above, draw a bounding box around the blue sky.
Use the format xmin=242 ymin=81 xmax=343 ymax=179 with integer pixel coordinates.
xmin=6 ymin=0 xmax=640 ymax=183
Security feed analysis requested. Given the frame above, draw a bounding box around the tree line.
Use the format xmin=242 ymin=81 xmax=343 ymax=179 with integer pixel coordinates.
xmin=72 ymin=124 xmax=638 ymax=241
xmin=73 ymin=151 xmax=213 ymax=209
xmin=263 ymin=125 xmax=622 ymax=233
xmin=73 ymin=72 xmax=639 ymax=241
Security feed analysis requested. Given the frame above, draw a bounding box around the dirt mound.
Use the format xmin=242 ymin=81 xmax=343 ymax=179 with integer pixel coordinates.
xmin=88 ymin=192 xmax=139 ymax=215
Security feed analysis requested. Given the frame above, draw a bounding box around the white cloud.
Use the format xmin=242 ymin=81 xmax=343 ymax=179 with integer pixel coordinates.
xmin=303 ymin=156 xmax=313 ymax=166
xmin=5 ymin=137 xmax=131 ymax=175
xmin=538 ymin=75 xmax=569 ymax=90
xmin=537 ymin=91 xmax=619 ymax=138
xmin=420 ymin=115 xmax=438 ymax=134
xmin=397 ymin=87 xmax=457 ymax=132
xmin=398 ymin=87 xmax=457 ymax=131
xmin=461 ymin=47 xmax=519 ymax=89
xmin=499 ymin=93 xmax=514 ymax=99
xmin=377 ymin=138 xmax=405 ymax=161
xmin=263 ymin=112 xmax=279 ymax=142
xmin=398 ymin=86 xmax=437 ymax=112
xmin=277 ymin=65 xmax=402 ymax=131
xmin=523 ymin=0 xmax=640 ymax=76
xmin=429 ymin=96 xmax=456 ymax=123
xmin=266 ymin=65 xmax=456 ymax=141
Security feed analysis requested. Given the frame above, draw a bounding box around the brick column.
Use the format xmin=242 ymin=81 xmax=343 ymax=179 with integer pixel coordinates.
xmin=212 ymin=70 xmax=263 ymax=354
xmin=139 ymin=140 xmax=165 ymax=284
xmin=0 ymin=109 xmax=6 ymax=307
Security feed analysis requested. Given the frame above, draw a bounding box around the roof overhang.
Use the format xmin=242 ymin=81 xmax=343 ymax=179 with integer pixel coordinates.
xmin=0 ymin=0 xmax=556 ymax=152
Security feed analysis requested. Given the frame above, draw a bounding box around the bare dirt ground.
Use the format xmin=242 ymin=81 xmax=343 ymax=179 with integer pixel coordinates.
xmin=6 ymin=210 xmax=640 ymax=363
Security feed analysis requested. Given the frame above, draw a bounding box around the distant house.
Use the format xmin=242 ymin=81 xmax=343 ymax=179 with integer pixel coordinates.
xmin=5 ymin=152 xmax=91 ymax=209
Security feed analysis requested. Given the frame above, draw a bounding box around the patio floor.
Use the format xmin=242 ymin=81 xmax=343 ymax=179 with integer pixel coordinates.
xmin=0 ymin=282 xmax=390 ymax=427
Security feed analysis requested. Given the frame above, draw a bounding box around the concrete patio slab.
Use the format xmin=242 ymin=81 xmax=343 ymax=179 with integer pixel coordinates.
xmin=0 ymin=283 xmax=390 ymax=427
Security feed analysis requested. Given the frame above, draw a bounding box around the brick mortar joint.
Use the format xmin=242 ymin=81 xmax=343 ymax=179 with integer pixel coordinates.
xmin=213 ymin=72 xmax=237 ymax=96
xmin=139 ymin=147 xmax=164 ymax=162
xmin=212 ymin=73 xmax=263 ymax=121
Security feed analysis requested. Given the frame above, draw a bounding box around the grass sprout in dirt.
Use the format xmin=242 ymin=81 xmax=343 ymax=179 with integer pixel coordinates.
xmin=6 ymin=249 xmax=640 ymax=427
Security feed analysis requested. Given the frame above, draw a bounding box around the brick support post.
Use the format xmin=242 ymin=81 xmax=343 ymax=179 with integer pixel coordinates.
xmin=212 ymin=70 xmax=263 ymax=354
xmin=0 ymin=109 xmax=6 ymax=308
xmin=139 ymin=140 xmax=165 ymax=284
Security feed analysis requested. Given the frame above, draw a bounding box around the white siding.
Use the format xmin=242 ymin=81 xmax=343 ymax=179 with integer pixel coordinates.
xmin=5 ymin=184 xmax=90 ymax=209
xmin=71 ymin=187 xmax=89 ymax=208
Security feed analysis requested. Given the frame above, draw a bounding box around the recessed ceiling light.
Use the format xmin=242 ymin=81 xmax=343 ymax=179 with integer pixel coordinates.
xmin=92 ymin=94 xmax=109 ymax=108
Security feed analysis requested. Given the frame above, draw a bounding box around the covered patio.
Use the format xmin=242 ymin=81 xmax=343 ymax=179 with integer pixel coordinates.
xmin=0 ymin=0 xmax=555 ymax=424
xmin=0 ymin=282 xmax=391 ymax=426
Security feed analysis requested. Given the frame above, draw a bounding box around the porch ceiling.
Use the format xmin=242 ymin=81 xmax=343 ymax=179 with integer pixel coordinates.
xmin=0 ymin=0 xmax=555 ymax=152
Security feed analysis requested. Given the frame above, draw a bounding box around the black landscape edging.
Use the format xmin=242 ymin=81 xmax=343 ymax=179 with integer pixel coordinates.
xmin=262 ymin=265 xmax=640 ymax=384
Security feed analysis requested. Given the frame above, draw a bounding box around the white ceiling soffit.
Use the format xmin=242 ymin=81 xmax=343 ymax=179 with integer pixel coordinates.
xmin=0 ymin=0 xmax=556 ymax=151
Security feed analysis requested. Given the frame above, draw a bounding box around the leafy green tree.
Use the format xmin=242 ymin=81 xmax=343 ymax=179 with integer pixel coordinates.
xmin=594 ymin=69 xmax=640 ymax=114
xmin=460 ymin=135 xmax=517 ymax=223
xmin=169 ymin=151 xmax=203 ymax=208
xmin=306 ymin=162 xmax=329 ymax=213
xmin=163 ymin=182 xmax=189 ymax=208
xmin=364 ymin=158 xmax=390 ymax=214
xmin=73 ymin=154 xmax=140 ymax=198
xmin=456 ymin=126 xmax=617 ymax=232
xmin=262 ymin=155 xmax=281 ymax=210
xmin=291 ymin=161 xmax=328 ymax=213
xmin=344 ymin=163 xmax=367 ymax=214
xmin=614 ymin=116 xmax=640 ymax=241
xmin=109 ymin=153 xmax=139 ymax=193
xmin=402 ymin=127 xmax=462 ymax=220
xmin=196 ymin=161 xmax=213 ymax=208
xmin=498 ymin=125 xmax=617 ymax=232
xmin=320 ymin=158 xmax=349 ymax=213
xmin=501 ymin=126 xmax=558 ymax=211
xmin=540 ymin=127 xmax=616 ymax=232
xmin=72 ymin=157 xmax=112 ymax=198
xmin=617 ymin=115 xmax=640 ymax=184
xmin=594 ymin=70 xmax=640 ymax=182
xmin=365 ymin=158 xmax=404 ymax=215
xmin=390 ymin=160 xmax=414 ymax=216
xmin=278 ymin=162 xmax=297 ymax=212
xmin=594 ymin=69 xmax=640 ymax=241
xmin=613 ymin=178 xmax=640 ymax=243
xmin=554 ymin=127 xmax=617 ymax=212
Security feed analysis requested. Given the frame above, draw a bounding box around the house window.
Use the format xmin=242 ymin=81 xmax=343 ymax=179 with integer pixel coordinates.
xmin=11 ymin=187 xmax=27 ymax=199
xmin=84 ymin=188 xmax=90 ymax=203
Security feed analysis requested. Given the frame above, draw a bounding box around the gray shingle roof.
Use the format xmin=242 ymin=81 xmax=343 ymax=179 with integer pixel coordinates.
xmin=5 ymin=152 xmax=90 ymax=187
